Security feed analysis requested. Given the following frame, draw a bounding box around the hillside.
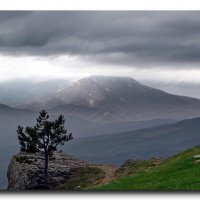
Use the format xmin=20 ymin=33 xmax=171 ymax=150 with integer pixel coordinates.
xmin=7 ymin=145 xmax=200 ymax=190
xmin=94 ymin=145 xmax=200 ymax=190
xmin=63 ymin=116 xmax=200 ymax=165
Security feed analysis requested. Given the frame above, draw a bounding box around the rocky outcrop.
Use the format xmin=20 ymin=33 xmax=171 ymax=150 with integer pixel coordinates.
xmin=7 ymin=151 xmax=101 ymax=190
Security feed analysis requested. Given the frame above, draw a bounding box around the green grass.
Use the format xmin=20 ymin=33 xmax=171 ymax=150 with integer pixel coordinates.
xmin=115 ymin=160 xmax=154 ymax=178
xmin=93 ymin=145 xmax=200 ymax=191
xmin=57 ymin=166 xmax=105 ymax=190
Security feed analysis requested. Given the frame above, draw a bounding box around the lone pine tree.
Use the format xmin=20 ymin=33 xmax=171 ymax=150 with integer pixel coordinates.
xmin=17 ymin=110 xmax=73 ymax=189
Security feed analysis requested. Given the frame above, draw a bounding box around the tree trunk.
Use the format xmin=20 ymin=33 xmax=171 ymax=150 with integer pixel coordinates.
xmin=44 ymin=151 xmax=49 ymax=189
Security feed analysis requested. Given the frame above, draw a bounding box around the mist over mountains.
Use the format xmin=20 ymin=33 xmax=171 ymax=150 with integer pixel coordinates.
xmin=0 ymin=79 xmax=69 ymax=109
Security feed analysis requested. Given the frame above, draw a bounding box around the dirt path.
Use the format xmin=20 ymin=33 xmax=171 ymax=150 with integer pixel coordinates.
xmin=96 ymin=164 xmax=118 ymax=184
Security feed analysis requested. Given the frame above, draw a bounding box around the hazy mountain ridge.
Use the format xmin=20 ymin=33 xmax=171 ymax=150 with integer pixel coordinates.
xmin=63 ymin=116 xmax=200 ymax=165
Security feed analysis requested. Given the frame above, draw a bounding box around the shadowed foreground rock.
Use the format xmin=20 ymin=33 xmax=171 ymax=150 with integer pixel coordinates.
xmin=7 ymin=152 xmax=103 ymax=190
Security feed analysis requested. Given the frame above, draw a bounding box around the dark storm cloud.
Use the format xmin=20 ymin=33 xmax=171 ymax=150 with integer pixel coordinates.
xmin=1 ymin=11 xmax=200 ymax=68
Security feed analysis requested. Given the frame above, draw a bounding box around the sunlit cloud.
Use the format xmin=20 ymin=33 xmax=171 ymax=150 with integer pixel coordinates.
xmin=1 ymin=54 xmax=200 ymax=86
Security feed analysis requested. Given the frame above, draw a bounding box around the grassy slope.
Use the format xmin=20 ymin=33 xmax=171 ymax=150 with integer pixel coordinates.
xmin=94 ymin=145 xmax=200 ymax=191
xmin=57 ymin=166 xmax=105 ymax=190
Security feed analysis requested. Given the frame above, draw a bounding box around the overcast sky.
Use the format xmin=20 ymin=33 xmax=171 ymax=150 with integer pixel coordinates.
xmin=0 ymin=11 xmax=200 ymax=98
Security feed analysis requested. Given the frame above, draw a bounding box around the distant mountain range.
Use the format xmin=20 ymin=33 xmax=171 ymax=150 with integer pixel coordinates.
xmin=0 ymin=102 xmax=177 ymax=147
xmin=63 ymin=116 xmax=200 ymax=165
xmin=47 ymin=76 xmax=200 ymax=122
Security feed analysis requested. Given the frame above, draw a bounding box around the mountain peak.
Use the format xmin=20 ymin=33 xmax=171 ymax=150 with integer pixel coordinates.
xmin=74 ymin=75 xmax=140 ymax=89
xmin=84 ymin=75 xmax=139 ymax=83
